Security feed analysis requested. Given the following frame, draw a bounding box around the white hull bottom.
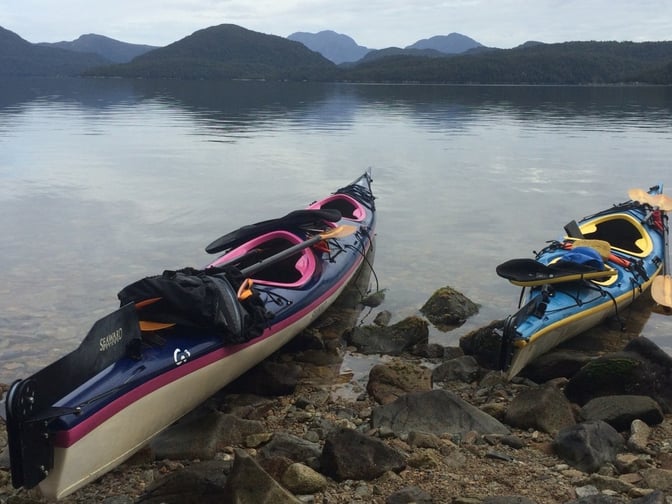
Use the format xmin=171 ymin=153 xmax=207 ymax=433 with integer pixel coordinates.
xmin=39 ymin=279 xmax=351 ymax=500
xmin=506 ymin=292 xmax=642 ymax=380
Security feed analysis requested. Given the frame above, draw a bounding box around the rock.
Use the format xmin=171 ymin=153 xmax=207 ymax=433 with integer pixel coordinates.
xmin=552 ymin=420 xmax=624 ymax=473
xmin=347 ymin=316 xmax=429 ymax=355
xmin=222 ymin=448 xmax=302 ymax=503
xmin=505 ymin=384 xmax=576 ymax=434
xmin=374 ymin=310 xmax=392 ymax=326
xmin=371 ymin=389 xmax=510 ymax=437
xmin=564 ymin=337 xmax=672 ymax=412
xmin=482 ymin=497 xmax=537 ymax=504
xmin=459 ymin=320 xmax=505 ymax=370
xmin=320 ymin=427 xmax=406 ymax=481
xmin=627 ymin=419 xmax=652 ymax=453
xmin=432 ymin=355 xmax=481 ymax=383
xmin=407 ymin=431 xmax=442 ymax=449
xmin=137 ymin=464 xmax=228 ymax=503
xmin=639 ymin=467 xmax=672 ymax=492
xmin=519 ymin=349 xmax=593 ymax=383
xmin=150 ymin=412 xmax=264 ymax=460
xmin=258 ymin=432 xmax=321 ymax=463
xmin=579 ymin=395 xmax=664 ymax=431
xmin=366 ymin=359 xmax=433 ymax=404
xmin=420 ymin=286 xmax=479 ymax=330
xmin=385 ymin=485 xmax=433 ymax=503
xmin=227 ymin=360 xmax=302 ymax=396
xmin=280 ymin=462 xmax=328 ymax=494
xmin=361 ymin=289 xmax=387 ymax=307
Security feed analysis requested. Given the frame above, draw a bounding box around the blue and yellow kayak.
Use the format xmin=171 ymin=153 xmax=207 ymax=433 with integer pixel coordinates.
xmin=497 ymin=185 xmax=667 ymax=379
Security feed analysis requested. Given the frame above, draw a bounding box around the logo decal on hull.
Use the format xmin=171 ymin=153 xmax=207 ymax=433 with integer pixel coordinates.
xmin=173 ymin=348 xmax=191 ymax=366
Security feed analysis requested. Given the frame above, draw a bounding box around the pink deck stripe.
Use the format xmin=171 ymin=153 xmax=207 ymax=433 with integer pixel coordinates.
xmin=54 ymin=249 xmax=367 ymax=448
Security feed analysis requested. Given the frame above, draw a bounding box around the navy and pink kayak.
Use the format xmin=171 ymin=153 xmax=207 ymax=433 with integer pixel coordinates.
xmin=5 ymin=171 xmax=375 ymax=500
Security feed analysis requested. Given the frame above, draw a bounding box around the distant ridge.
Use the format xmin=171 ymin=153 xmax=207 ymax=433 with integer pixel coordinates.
xmin=288 ymin=30 xmax=370 ymax=64
xmin=87 ymin=24 xmax=337 ymax=80
xmin=405 ymin=32 xmax=483 ymax=53
xmin=40 ymin=34 xmax=157 ymax=63
xmin=0 ymin=25 xmax=108 ymax=76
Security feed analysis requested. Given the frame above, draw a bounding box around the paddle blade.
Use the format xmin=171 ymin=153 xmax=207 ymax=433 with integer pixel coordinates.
xmin=320 ymin=224 xmax=357 ymax=240
xmin=628 ymin=188 xmax=649 ymax=204
xmin=571 ymin=239 xmax=611 ymax=259
xmin=628 ymin=188 xmax=672 ymax=211
xmin=651 ymin=275 xmax=672 ymax=309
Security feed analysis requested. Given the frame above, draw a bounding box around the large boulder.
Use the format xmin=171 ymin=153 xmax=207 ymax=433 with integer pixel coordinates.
xmin=505 ymin=385 xmax=576 ymax=434
xmin=420 ymin=286 xmax=479 ymax=330
xmin=320 ymin=428 xmax=406 ymax=481
xmin=553 ymin=420 xmax=624 ymax=473
xmin=564 ymin=337 xmax=672 ymax=412
xmin=366 ymin=359 xmax=433 ymax=404
xmin=347 ymin=316 xmax=429 ymax=355
xmin=371 ymin=389 xmax=510 ymax=437
xmin=579 ymin=395 xmax=664 ymax=431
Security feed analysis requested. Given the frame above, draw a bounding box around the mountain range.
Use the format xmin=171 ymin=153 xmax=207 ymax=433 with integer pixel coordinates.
xmin=2 ymin=23 xmax=671 ymax=84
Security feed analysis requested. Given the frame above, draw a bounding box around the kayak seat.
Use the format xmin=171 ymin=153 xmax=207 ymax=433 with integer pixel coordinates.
xmin=210 ymin=231 xmax=316 ymax=288
xmin=309 ymin=193 xmax=366 ymax=221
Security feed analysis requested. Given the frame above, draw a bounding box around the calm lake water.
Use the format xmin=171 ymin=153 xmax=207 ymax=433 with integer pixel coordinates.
xmin=2 ymin=78 xmax=672 ymax=383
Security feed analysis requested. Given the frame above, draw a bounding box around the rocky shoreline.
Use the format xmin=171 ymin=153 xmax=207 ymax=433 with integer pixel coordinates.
xmin=1 ymin=284 xmax=671 ymax=504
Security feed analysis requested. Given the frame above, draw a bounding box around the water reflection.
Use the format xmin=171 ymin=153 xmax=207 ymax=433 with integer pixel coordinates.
xmin=2 ymin=78 xmax=672 ymax=383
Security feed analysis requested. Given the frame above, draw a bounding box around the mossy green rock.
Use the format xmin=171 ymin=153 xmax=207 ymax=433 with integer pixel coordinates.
xmin=420 ymin=286 xmax=479 ymax=330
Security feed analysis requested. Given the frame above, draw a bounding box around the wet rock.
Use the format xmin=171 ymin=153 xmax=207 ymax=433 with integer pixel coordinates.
xmin=553 ymin=420 xmax=624 ymax=473
xmin=459 ymin=320 xmax=505 ymax=370
xmin=150 ymin=412 xmax=264 ymax=460
xmin=519 ymin=349 xmax=593 ymax=383
xmin=579 ymin=395 xmax=664 ymax=431
xmin=410 ymin=342 xmax=447 ymax=359
xmin=371 ymin=389 xmax=510 ymax=437
xmin=420 ymin=286 xmax=479 ymax=330
xmin=432 ymin=355 xmax=481 ymax=383
xmin=320 ymin=427 xmax=406 ymax=481
xmin=361 ymin=289 xmax=387 ymax=307
xmin=222 ymin=448 xmax=302 ymax=503
xmin=374 ymin=310 xmax=392 ymax=326
xmin=366 ymin=359 xmax=432 ymax=405
xmin=505 ymin=384 xmax=576 ymax=434
xmin=564 ymin=337 xmax=672 ymax=412
xmin=347 ymin=316 xmax=429 ymax=355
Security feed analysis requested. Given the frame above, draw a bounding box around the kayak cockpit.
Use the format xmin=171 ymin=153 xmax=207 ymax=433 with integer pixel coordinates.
xmin=309 ymin=193 xmax=367 ymax=221
xmin=209 ymin=230 xmax=317 ymax=288
xmin=578 ymin=213 xmax=653 ymax=257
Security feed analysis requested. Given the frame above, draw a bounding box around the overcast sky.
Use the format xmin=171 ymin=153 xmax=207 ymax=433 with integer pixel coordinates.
xmin=2 ymin=0 xmax=670 ymax=49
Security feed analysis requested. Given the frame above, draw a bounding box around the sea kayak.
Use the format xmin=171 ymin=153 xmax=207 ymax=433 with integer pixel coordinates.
xmin=497 ymin=185 xmax=668 ymax=379
xmin=5 ymin=171 xmax=376 ymax=500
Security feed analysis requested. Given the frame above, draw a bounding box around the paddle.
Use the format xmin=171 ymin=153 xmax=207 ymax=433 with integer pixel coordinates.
xmin=240 ymin=224 xmax=357 ymax=277
xmin=628 ymin=188 xmax=672 ymax=211
xmin=629 ymin=188 xmax=672 ymax=308
xmin=651 ymin=211 xmax=672 ymax=309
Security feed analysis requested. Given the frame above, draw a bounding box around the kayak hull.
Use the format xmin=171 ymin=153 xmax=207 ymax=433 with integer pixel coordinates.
xmin=6 ymin=172 xmax=376 ymax=500
xmin=499 ymin=188 xmax=665 ymax=379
